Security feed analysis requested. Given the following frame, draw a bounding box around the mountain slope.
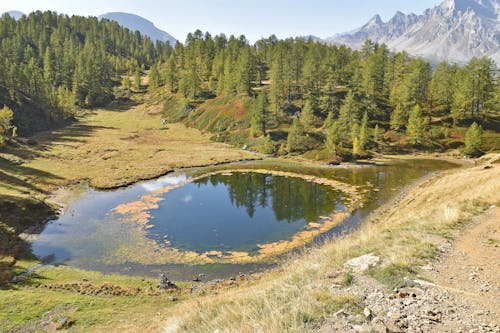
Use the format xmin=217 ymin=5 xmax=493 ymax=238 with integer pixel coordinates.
xmin=99 ymin=12 xmax=177 ymax=45
xmin=4 ymin=11 xmax=25 ymax=20
xmin=327 ymin=0 xmax=500 ymax=64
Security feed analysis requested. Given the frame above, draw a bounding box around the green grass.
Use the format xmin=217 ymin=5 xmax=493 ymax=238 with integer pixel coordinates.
xmin=0 ymin=265 xmax=185 ymax=332
xmin=367 ymin=262 xmax=417 ymax=291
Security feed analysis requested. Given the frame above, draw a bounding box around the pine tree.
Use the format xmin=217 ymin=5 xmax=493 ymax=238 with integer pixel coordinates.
xmin=133 ymin=68 xmax=141 ymax=91
xmin=287 ymin=116 xmax=305 ymax=153
xmin=165 ymin=54 xmax=178 ymax=93
xmin=337 ymin=90 xmax=359 ymax=142
xmin=352 ymin=137 xmax=361 ymax=157
xmin=322 ymin=111 xmax=334 ymax=129
xmin=250 ymin=93 xmax=268 ymax=137
xmin=121 ymin=76 xmax=131 ymax=90
xmin=301 ymin=99 xmax=315 ymax=129
xmin=390 ymin=103 xmax=407 ymax=131
xmin=326 ymin=121 xmax=340 ymax=155
xmin=0 ymin=105 xmax=13 ymax=144
xmin=406 ymin=105 xmax=426 ymax=146
xmin=148 ymin=65 xmax=160 ymax=90
xmin=260 ymin=134 xmax=275 ymax=154
xmin=359 ymin=111 xmax=369 ymax=150
xmin=464 ymin=122 xmax=483 ymax=157
xmin=373 ymin=124 xmax=381 ymax=146
xmin=43 ymin=47 xmax=54 ymax=84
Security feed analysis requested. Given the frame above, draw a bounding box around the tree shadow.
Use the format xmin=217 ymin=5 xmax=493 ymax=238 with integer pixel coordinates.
xmin=0 ymin=155 xmax=65 ymax=193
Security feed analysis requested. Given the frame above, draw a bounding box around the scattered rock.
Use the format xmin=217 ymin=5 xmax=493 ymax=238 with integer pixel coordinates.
xmin=390 ymin=287 xmax=423 ymax=299
xmin=344 ymin=253 xmax=380 ymax=272
xmin=158 ymin=273 xmax=178 ymax=290
xmin=168 ymin=296 xmax=178 ymax=302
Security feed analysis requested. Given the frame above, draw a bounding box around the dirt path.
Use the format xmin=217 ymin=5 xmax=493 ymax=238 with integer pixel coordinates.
xmin=422 ymin=206 xmax=500 ymax=332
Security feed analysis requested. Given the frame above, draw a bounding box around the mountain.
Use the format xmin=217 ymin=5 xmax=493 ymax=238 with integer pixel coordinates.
xmin=99 ymin=12 xmax=177 ymax=45
xmin=4 ymin=11 xmax=25 ymax=20
xmin=326 ymin=0 xmax=500 ymax=64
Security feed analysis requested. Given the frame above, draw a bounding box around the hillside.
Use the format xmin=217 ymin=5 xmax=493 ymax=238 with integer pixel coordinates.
xmin=0 ymin=11 xmax=170 ymax=135
xmin=326 ymin=0 xmax=500 ymax=64
xmin=162 ymin=155 xmax=500 ymax=332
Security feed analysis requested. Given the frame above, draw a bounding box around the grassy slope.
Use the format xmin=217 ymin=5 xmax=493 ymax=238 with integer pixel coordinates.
xmin=0 ymin=95 xmax=257 ymax=331
xmin=162 ymin=155 xmax=500 ymax=333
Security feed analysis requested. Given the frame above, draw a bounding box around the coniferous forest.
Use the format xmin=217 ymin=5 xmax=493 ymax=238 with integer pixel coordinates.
xmin=0 ymin=11 xmax=169 ymax=134
xmin=1 ymin=12 xmax=499 ymax=157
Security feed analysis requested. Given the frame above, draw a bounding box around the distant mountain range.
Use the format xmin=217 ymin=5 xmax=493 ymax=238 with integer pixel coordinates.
xmin=98 ymin=12 xmax=177 ymax=45
xmin=3 ymin=10 xmax=177 ymax=45
xmin=326 ymin=0 xmax=500 ymax=64
xmin=5 ymin=10 xmax=25 ymax=20
xmin=4 ymin=1 xmax=499 ymax=64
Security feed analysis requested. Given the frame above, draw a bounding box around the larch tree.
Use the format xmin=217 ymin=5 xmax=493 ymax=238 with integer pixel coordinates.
xmin=287 ymin=116 xmax=305 ymax=153
xmin=406 ymin=105 xmax=426 ymax=146
xmin=464 ymin=122 xmax=483 ymax=157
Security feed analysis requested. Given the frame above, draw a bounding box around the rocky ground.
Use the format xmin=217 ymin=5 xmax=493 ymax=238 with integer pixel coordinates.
xmin=321 ymin=206 xmax=499 ymax=333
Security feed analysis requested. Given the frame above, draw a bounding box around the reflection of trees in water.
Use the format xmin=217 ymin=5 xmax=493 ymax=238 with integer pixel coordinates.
xmin=200 ymin=173 xmax=343 ymax=223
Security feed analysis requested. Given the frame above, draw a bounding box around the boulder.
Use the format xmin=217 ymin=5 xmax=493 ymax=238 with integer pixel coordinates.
xmin=344 ymin=253 xmax=380 ymax=272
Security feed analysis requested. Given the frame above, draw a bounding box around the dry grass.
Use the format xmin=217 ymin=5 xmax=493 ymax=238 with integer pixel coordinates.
xmin=162 ymin=156 xmax=500 ymax=333
xmin=1 ymin=102 xmax=256 ymax=195
xmin=0 ymin=98 xmax=257 ymax=283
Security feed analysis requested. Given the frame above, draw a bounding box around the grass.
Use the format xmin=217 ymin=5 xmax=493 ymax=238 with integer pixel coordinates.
xmin=0 ymin=93 xmax=259 ymax=332
xmin=1 ymin=88 xmax=498 ymax=331
xmin=0 ymin=94 xmax=257 ymax=281
xmin=161 ymin=155 xmax=499 ymax=332
xmin=0 ymin=264 xmax=197 ymax=332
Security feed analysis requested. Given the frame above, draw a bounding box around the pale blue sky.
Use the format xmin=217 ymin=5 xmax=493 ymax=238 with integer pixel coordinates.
xmin=1 ymin=0 xmax=442 ymax=42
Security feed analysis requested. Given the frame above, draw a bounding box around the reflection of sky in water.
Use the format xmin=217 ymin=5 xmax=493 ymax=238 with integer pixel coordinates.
xmin=30 ymin=174 xmax=190 ymax=264
xmin=144 ymin=173 xmax=343 ymax=252
xmin=140 ymin=174 xmax=187 ymax=192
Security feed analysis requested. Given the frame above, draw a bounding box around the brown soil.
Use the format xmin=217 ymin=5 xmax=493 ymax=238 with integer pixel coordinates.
xmin=423 ymin=206 xmax=500 ymax=332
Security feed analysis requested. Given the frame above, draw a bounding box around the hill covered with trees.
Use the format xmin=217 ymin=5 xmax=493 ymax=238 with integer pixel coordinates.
xmin=157 ymin=31 xmax=499 ymax=158
xmin=0 ymin=11 xmax=171 ymax=135
xmin=0 ymin=12 xmax=498 ymax=157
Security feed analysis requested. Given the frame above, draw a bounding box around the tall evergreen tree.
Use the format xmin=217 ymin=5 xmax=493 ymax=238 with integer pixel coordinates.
xmin=301 ymin=99 xmax=315 ymax=129
xmin=464 ymin=122 xmax=483 ymax=157
xmin=287 ymin=116 xmax=305 ymax=153
xmin=358 ymin=111 xmax=369 ymax=150
xmin=406 ymin=105 xmax=426 ymax=146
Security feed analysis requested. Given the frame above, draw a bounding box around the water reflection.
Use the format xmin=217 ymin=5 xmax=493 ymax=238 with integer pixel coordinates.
xmin=146 ymin=173 xmax=343 ymax=253
xmin=23 ymin=158 xmax=459 ymax=279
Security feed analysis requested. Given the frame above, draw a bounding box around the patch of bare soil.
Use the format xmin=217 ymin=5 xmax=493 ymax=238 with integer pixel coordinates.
xmin=422 ymin=206 xmax=500 ymax=332
xmin=320 ymin=207 xmax=499 ymax=333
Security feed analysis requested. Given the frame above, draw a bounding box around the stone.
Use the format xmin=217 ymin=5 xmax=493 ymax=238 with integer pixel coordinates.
xmin=333 ymin=309 xmax=348 ymax=318
xmin=327 ymin=269 xmax=346 ymax=285
xmin=390 ymin=287 xmax=423 ymax=299
xmin=168 ymin=296 xmax=177 ymax=302
xmin=363 ymin=307 xmax=373 ymax=321
xmin=157 ymin=273 xmax=178 ymax=290
xmin=344 ymin=253 xmax=380 ymax=272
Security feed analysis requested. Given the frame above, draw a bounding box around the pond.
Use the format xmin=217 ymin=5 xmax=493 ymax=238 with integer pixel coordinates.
xmin=23 ymin=158 xmax=458 ymax=280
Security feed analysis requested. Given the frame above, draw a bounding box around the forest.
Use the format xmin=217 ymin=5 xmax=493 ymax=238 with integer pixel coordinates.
xmin=0 ymin=12 xmax=498 ymax=158
xmin=0 ymin=11 xmax=170 ymax=135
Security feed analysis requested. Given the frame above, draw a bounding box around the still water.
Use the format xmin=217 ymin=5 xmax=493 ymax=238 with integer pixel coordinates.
xmin=25 ymin=158 xmax=458 ymax=279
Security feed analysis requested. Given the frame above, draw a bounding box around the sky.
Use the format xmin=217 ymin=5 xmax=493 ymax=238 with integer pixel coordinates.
xmin=1 ymin=0 xmax=442 ymax=42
